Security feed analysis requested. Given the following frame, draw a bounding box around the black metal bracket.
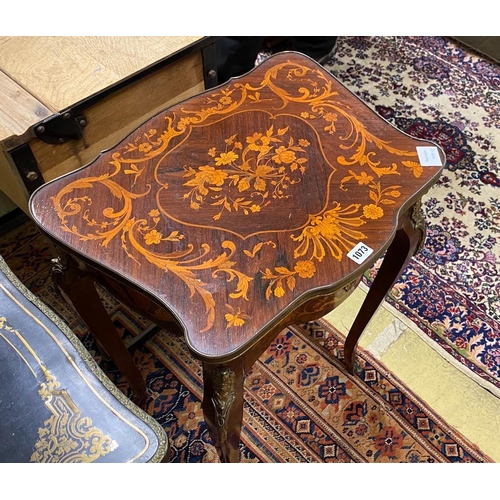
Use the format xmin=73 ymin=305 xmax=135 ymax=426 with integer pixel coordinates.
xmin=10 ymin=143 xmax=45 ymax=194
xmin=202 ymin=43 xmax=219 ymax=89
xmin=33 ymin=111 xmax=88 ymax=144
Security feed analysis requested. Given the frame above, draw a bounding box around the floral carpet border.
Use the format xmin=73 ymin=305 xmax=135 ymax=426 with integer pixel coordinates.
xmin=297 ymin=319 xmax=491 ymax=463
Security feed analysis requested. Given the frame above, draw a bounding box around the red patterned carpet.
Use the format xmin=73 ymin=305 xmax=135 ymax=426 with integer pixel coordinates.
xmin=0 ymin=219 xmax=490 ymax=462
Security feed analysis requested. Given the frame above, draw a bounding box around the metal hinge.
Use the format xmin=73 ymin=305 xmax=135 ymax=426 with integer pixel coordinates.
xmin=34 ymin=111 xmax=88 ymax=144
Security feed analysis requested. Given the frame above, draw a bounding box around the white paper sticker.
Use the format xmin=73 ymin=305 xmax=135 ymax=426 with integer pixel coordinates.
xmin=347 ymin=242 xmax=374 ymax=264
xmin=416 ymin=146 xmax=442 ymax=167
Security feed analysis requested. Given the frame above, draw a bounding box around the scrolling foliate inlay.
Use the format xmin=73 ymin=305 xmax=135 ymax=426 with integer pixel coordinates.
xmin=50 ymin=59 xmax=423 ymax=331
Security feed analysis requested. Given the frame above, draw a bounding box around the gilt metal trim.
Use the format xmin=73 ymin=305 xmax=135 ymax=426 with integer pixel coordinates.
xmin=210 ymin=366 xmax=236 ymax=447
xmin=410 ymin=199 xmax=427 ymax=254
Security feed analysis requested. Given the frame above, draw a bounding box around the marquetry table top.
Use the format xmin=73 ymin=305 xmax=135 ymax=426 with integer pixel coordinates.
xmin=29 ymin=52 xmax=445 ymax=361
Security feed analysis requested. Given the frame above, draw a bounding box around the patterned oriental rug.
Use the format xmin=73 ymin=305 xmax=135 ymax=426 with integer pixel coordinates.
xmin=323 ymin=36 xmax=500 ymax=396
xmin=0 ymin=221 xmax=491 ymax=463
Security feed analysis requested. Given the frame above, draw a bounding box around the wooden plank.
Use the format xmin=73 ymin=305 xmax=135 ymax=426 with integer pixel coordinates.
xmin=0 ymin=71 xmax=52 ymax=144
xmin=30 ymin=51 xmax=206 ymax=183
xmin=0 ymin=36 xmax=204 ymax=112
xmin=0 ymin=150 xmax=30 ymax=214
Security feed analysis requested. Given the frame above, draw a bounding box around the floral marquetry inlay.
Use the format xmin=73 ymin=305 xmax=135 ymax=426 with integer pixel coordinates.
xmin=182 ymin=125 xmax=310 ymax=221
xmin=155 ymin=111 xmax=333 ymax=236
xmin=37 ymin=53 xmax=442 ymax=337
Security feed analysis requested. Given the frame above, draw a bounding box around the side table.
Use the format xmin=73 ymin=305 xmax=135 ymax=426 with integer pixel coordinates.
xmin=29 ymin=52 xmax=445 ymax=462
